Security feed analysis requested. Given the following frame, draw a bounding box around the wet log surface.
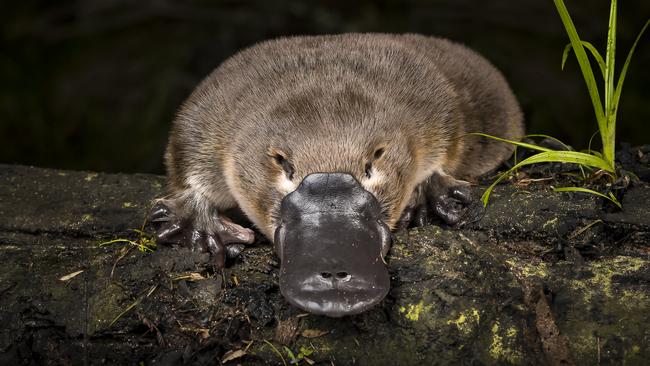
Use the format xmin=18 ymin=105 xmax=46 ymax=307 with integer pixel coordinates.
xmin=0 ymin=163 xmax=648 ymax=365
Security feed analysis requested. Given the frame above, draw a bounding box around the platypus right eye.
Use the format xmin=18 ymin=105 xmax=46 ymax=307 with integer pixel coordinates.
xmin=274 ymin=154 xmax=295 ymax=180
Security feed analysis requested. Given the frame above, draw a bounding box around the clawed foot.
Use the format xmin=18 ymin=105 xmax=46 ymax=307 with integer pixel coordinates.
xmin=430 ymin=184 xmax=473 ymax=224
xmin=149 ymin=202 xmax=255 ymax=268
xmin=398 ymin=172 xmax=479 ymax=229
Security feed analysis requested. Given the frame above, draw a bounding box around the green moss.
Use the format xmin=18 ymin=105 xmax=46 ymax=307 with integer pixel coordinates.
xmin=447 ymin=308 xmax=480 ymax=336
xmin=505 ymin=258 xmax=549 ymax=278
xmin=399 ymin=300 xmax=431 ymax=322
xmin=87 ymin=282 xmax=128 ymax=334
xmin=489 ymin=321 xmax=523 ymax=364
xmin=558 ymin=256 xmax=650 ymax=363
xmin=568 ymin=256 xmax=646 ymax=301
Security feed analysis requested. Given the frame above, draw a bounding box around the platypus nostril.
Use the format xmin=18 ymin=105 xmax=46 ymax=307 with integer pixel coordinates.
xmin=320 ymin=272 xmax=332 ymax=279
xmin=336 ymin=271 xmax=351 ymax=281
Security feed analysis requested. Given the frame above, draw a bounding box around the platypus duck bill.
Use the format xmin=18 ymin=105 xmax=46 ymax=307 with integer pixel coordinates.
xmin=274 ymin=172 xmax=392 ymax=317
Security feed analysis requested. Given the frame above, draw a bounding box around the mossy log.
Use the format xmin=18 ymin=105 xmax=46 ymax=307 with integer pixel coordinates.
xmin=0 ymin=164 xmax=648 ymax=365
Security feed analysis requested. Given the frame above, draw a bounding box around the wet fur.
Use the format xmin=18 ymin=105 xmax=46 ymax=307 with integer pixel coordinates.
xmin=163 ymin=33 xmax=524 ymax=238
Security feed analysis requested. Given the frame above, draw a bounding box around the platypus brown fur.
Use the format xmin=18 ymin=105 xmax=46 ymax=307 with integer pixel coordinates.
xmin=151 ymin=33 xmax=524 ymax=317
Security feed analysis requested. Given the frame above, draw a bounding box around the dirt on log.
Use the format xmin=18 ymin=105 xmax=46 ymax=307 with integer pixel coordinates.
xmin=0 ymin=163 xmax=648 ymax=365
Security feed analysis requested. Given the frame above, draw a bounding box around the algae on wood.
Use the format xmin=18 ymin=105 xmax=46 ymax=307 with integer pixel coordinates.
xmin=0 ymin=164 xmax=648 ymax=365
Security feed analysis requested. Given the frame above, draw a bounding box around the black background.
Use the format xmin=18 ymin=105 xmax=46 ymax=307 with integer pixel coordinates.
xmin=2 ymin=0 xmax=648 ymax=174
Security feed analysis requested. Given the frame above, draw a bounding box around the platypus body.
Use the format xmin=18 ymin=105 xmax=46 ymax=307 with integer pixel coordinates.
xmin=151 ymin=33 xmax=524 ymax=317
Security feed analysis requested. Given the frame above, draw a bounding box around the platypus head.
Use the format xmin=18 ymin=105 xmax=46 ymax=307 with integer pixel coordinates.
xmin=274 ymin=172 xmax=391 ymax=317
xmin=225 ymin=86 xmax=446 ymax=317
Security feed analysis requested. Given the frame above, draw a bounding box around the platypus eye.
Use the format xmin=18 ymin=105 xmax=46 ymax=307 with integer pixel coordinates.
xmin=274 ymin=154 xmax=295 ymax=180
xmin=373 ymin=148 xmax=385 ymax=159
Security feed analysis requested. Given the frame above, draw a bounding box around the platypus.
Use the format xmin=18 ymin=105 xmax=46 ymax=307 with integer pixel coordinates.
xmin=150 ymin=33 xmax=524 ymax=317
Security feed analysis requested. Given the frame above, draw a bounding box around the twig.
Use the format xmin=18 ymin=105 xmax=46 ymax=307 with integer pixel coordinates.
xmin=111 ymin=246 xmax=133 ymax=278
xmin=568 ymin=219 xmax=603 ymax=240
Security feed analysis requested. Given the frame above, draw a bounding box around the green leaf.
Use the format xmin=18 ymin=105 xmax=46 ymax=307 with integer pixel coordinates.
xmin=553 ymin=186 xmax=622 ymax=208
xmin=612 ymin=18 xmax=650 ymax=120
xmin=523 ymin=133 xmax=574 ymax=151
xmin=481 ymin=151 xmax=614 ymax=206
xmin=284 ymin=346 xmax=298 ymax=363
xmin=601 ymin=0 xmax=618 ymax=167
xmin=561 ymin=41 xmax=606 ymax=80
xmin=604 ymin=0 xmax=617 ymax=117
xmin=468 ymin=133 xmax=553 ymax=153
xmin=553 ymin=0 xmax=606 ymax=132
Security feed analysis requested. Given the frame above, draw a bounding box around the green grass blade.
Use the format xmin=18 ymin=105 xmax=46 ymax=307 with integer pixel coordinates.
xmin=263 ymin=341 xmax=287 ymax=366
xmin=553 ymin=186 xmax=622 ymax=208
xmin=561 ymin=41 xmax=606 ymax=80
xmin=109 ymin=285 xmax=158 ymax=327
xmin=604 ymin=0 xmax=617 ymax=118
xmin=469 ymin=133 xmax=553 ymax=152
xmin=283 ymin=347 xmax=298 ymax=363
xmin=523 ymin=134 xmax=574 ymax=151
xmin=481 ymin=150 xmax=614 ymax=206
xmin=612 ymin=18 xmax=650 ymax=117
xmin=481 ymin=170 xmax=511 ymax=206
xmin=481 ymin=141 xmax=612 ymax=171
xmin=580 ymin=149 xmax=602 ymax=158
xmin=601 ymin=0 xmax=618 ymax=168
xmin=522 ymin=151 xmax=613 ymax=171
xmin=99 ymin=238 xmax=134 ymax=247
xmin=586 ymin=130 xmax=600 ymax=153
xmin=553 ymin=0 xmax=606 ymax=130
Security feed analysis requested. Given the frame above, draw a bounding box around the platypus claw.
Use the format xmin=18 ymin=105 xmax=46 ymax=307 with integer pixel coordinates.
xmin=149 ymin=202 xmax=255 ymax=268
xmin=397 ymin=204 xmax=429 ymax=229
xmin=399 ymin=173 xmax=475 ymax=228
xmin=432 ymin=183 xmax=473 ymax=225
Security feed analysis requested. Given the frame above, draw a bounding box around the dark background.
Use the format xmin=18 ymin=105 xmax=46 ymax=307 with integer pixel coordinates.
xmin=2 ymin=0 xmax=649 ymax=174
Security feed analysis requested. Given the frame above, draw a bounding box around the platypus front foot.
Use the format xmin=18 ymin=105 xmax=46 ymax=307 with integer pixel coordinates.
xmin=430 ymin=182 xmax=473 ymax=225
xmin=149 ymin=201 xmax=255 ymax=268
xmin=399 ymin=172 xmax=474 ymax=228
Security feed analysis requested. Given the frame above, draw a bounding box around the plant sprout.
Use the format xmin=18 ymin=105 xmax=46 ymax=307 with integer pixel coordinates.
xmin=481 ymin=0 xmax=649 ymax=207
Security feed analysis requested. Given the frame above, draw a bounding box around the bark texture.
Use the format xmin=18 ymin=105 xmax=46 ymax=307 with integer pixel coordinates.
xmin=0 ymin=164 xmax=648 ymax=365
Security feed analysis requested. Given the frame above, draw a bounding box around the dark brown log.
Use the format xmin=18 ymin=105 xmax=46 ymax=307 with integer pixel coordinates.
xmin=0 ymin=164 xmax=648 ymax=365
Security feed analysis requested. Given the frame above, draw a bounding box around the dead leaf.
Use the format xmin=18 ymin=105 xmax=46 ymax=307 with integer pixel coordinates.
xmin=301 ymin=329 xmax=328 ymax=338
xmin=197 ymin=328 xmax=210 ymax=339
xmin=179 ymin=326 xmax=210 ymax=339
xmin=189 ymin=272 xmax=206 ymax=281
xmin=222 ymin=349 xmax=247 ymax=363
xmin=59 ymin=270 xmax=84 ymax=282
xmin=275 ymin=316 xmax=300 ymax=344
xmin=174 ymin=273 xmax=206 ymax=281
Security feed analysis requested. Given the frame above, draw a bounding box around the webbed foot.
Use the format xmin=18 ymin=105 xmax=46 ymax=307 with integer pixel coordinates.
xmin=430 ymin=182 xmax=473 ymax=225
xmin=399 ymin=172 xmax=478 ymax=228
xmin=149 ymin=201 xmax=255 ymax=268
